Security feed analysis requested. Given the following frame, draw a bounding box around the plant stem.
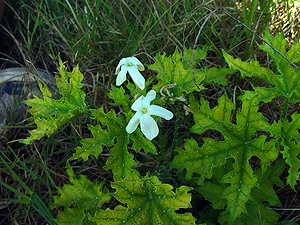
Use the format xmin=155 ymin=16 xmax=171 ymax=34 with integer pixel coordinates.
xmin=170 ymin=103 xmax=180 ymax=162
xmin=282 ymin=98 xmax=290 ymax=120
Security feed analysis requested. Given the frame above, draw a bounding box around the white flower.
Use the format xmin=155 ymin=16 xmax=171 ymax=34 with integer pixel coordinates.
xmin=115 ymin=56 xmax=145 ymax=90
xmin=126 ymin=90 xmax=173 ymax=140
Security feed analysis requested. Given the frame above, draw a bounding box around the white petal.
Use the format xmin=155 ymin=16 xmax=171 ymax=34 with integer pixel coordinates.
xmin=116 ymin=65 xmax=128 ymax=86
xmin=126 ymin=111 xmax=143 ymax=134
xmin=131 ymin=95 xmax=144 ymax=111
xmin=140 ymin=114 xmax=159 ymax=140
xmin=115 ymin=58 xmax=127 ymax=74
xmin=148 ymin=105 xmax=173 ymax=120
xmin=131 ymin=56 xmax=145 ymax=71
xmin=127 ymin=66 xmax=145 ymax=90
xmin=142 ymin=90 xmax=156 ymax=108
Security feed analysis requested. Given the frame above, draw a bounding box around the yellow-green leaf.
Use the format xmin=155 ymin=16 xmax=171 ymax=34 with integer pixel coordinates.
xmin=89 ymin=172 xmax=196 ymax=224
xmin=53 ymin=163 xmax=111 ymax=225
xmin=22 ymin=58 xmax=87 ymax=144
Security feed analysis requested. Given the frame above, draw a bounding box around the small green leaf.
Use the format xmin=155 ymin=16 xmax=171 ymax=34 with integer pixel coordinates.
xmin=89 ymin=172 xmax=196 ymax=224
xmin=53 ymin=163 xmax=111 ymax=225
xmin=279 ymin=113 xmax=300 ymax=190
xmin=107 ymin=86 xmax=131 ymax=112
xmin=71 ymin=124 xmax=113 ymax=161
xmin=105 ymin=137 xmax=138 ymax=180
xmin=183 ymin=46 xmax=210 ymax=66
xmin=149 ymin=48 xmax=206 ymax=102
xmin=239 ymin=87 xmax=280 ymax=104
xmin=22 ymin=58 xmax=87 ymax=144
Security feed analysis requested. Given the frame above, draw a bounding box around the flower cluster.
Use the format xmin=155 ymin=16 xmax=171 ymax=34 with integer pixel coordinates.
xmin=115 ymin=56 xmax=173 ymax=140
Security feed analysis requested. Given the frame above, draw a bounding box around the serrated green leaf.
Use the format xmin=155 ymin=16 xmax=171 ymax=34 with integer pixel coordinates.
xmin=105 ymin=137 xmax=138 ymax=180
xmin=22 ymin=58 xmax=87 ymax=144
xmin=202 ymin=67 xmax=234 ymax=86
xmin=53 ymin=163 xmax=111 ymax=225
xmin=171 ymin=95 xmax=278 ymax=220
xmin=107 ymin=86 xmax=131 ymax=112
xmin=71 ymin=124 xmax=113 ymax=161
xmin=279 ymin=113 xmax=300 ymax=190
xmin=149 ymin=48 xmax=206 ymax=101
xmin=223 ymin=49 xmax=274 ymax=82
xmin=218 ymin=160 xmax=286 ymax=224
xmin=239 ymin=87 xmax=280 ymax=104
xmin=89 ymin=172 xmax=196 ymax=225
xmin=223 ymin=30 xmax=300 ymax=104
xmin=183 ymin=46 xmax=210 ymax=66
xmin=72 ymin=107 xmax=156 ymax=180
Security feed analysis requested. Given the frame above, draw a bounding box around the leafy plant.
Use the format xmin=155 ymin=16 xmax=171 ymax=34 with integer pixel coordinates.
xmin=8 ymin=30 xmax=300 ymax=224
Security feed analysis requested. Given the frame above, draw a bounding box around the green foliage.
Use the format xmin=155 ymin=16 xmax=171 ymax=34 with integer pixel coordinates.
xmin=223 ymin=30 xmax=300 ymax=191
xmin=149 ymin=48 xmax=206 ymax=102
xmin=107 ymin=86 xmax=131 ymax=112
xmin=278 ymin=114 xmax=300 ymax=190
xmin=196 ymin=159 xmax=233 ymax=210
xmin=224 ymin=159 xmax=288 ymax=225
xmin=149 ymin=47 xmax=234 ymax=102
xmin=89 ymin=172 xmax=196 ymax=225
xmin=72 ymin=107 xmax=156 ymax=180
xmin=22 ymin=58 xmax=87 ymax=144
xmin=171 ymin=94 xmax=278 ymax=221
xmin=223 ymin=30 xmax=300 ymax=104
xmin=52 ymin=163 xmax=111 ymax=225
xmin=17 ymin=29 xmax=300 ymax=224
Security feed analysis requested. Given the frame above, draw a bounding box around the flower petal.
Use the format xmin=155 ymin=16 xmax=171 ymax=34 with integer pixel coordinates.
xmin=148 ymin=105 xmax=173 ymax=120
xmin=131 ymin=95 xmax=144 ymax=111
xmin=142 ymin=90 xmax=156 ymax=108
xmin=127 ymin=66 xmax=145 ymax=90
xmin=131 ymin=56 xmax=145 ymax=71
xmin=140 ymin=114 xmax=159 ymax=140
xmin=116 ymin=65 xmax=128 ymax=86
xmin=115 ymin=58 xmax=127 ymax=74
xmin=126 ymin=111 xmax=143 ymax=134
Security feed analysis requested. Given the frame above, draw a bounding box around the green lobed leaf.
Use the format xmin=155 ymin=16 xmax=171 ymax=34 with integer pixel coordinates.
xmin=89 ymin=172 xmax=196 ymax=225
xmin=198 ymin=160 xmax=285 ymax=224
xmin=53 ymin=162 xmax=111 ymax=225
xmin=22 ymin=58 xmax=87 ymax=144
xmin=148 ymin=48 xmax=206 ymax=102
xmin=107 ymin=86 xmax=131 ymax=112
xmin=202 ymin=67 xmax=234 ymax=86
xmin=279 ymin=113 xmax=300 ymax=190
xmin=239 ymin=87 xmax=280 ymax=104
xmin=71 ymin=107 xmax=156 ymax=180
xmin=223 ymin=49 xmax=274 ymax=82
xmin=105 ymin=136 xmax=139 ymax=180
xmin=183 ymin=46 xmax=210 ymax=66
xmin=223 ymin=30 xmax=300 ymax=104
xmin=171 ymin=95 xmax=278 ymax=221
xmin=71 ymin=124 xmax=114 ymax=161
